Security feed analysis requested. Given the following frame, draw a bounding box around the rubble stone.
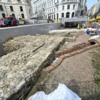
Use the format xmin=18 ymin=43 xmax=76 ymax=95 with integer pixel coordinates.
xmin=3 ymin=35 xmax=60 ymax=53
xmin=0 ymin=35 xmax=65 ymax=100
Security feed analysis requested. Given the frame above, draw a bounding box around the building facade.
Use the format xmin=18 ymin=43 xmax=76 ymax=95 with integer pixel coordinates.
xmin=0 ymin=0 xmax=32 ymax=19
xmin=88 ymin=0 xmax=100 ymax=17
xmin=32 ymin=0 xmax=87 ymax=20
xmin=32 ymin=0 xmax=46 ymax=19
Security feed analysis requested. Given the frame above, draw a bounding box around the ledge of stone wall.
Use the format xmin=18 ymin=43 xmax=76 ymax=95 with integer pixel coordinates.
xmin=0 ymin=23 xmax=61 ymax=43
xmin=0 ymin=23 xmax=61 ymax=57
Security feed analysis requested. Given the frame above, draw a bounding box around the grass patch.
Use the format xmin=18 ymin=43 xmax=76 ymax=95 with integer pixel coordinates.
xmin=95 ymin=79 xmax=100 ymax=86
xmin=92 ymin=47 xmax=100 ymax=86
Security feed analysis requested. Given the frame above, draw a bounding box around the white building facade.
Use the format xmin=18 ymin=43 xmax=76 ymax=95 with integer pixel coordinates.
xmin=32 ymin=0 xmax=87 ymax=20
xmin=0 ymin=0 xmax=32 ymax=19
xmin=32 ymin=0 xmax=46 ymax=19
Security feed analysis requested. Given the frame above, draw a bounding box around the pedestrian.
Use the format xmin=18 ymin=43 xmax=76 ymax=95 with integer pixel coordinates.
xmin=19 ymin=18 xmax=25 ymax=25
xmin=4 ymin=18 xmax=9 ymax=27
xmin=12 ymin=18 xmax=17 ymax=26
xmin=77 ymin=23 xmax=80 ymax=29
xmin=0 ymin=19 xmax=5 ymax=27
xmin=86 ymin=29 xmax=90 ymax=35
xmin=83 ymin=23 xmax=86 ymax=28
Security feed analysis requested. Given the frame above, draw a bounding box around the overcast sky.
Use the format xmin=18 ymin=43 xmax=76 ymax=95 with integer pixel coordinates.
xmin=87 ymin=0 xmax=97 ymax=9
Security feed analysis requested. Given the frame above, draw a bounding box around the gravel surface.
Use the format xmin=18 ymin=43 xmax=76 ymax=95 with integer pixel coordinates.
xmin=45 ymin=50 xmax=94 ymax=85
xmin=44 ymin=34 xmax=94 ymax=84
xmin=60 ymin=33 xmax=90 ymax=50
xmin=26 ymin=32 xmax=99 ymax=99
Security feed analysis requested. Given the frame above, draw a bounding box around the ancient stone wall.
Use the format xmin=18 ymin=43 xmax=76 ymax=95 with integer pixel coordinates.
xmin=0 ymin=35 xmax=65 ymax=100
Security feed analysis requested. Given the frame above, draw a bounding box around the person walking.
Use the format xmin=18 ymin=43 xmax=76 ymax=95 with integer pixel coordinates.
xmin=4 ymin=18 xmax=9 ymax=27
xmin=86 ymin=29 xmax=90 ymax=35
xmin=77 ymin=23 xmax=81 ymax=29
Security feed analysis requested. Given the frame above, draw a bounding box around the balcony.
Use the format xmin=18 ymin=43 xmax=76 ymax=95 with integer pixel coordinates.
xmin=62 ymin=0 xmax=80 ymax=4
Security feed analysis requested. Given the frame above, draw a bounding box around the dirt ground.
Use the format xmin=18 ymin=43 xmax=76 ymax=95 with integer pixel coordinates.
xmin=43 ymin=34 xmax=96 ymax=92
xmin=60 ymin=32 xmax=90 ymax=49
xmin=45 ymin=49 xmax=95 ymax=85
xmin=26 ymin=32 xmax=99 ymax=99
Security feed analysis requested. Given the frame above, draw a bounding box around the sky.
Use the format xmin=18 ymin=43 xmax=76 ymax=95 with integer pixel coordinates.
xmin=87 ymin=0 xmax=97 ymax=9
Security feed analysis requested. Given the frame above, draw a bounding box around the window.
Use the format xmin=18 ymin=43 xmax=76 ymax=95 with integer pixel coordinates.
xmin=8 ymin=0 xmax=11 ymax=2
xmin=57 ymin=13 xmax=59 ymax=20
xmin=21 ymin=14 xmax=24 ymax=18
xmin=54 ymin=8 xmax=55 ymax=12
xmin=20 ymin=6 xmax=23 ymax=12
xmin=67 ymin=5 xmax=70 ymax=9
xmin=48 ymin=16 xmax=51 ymax=19
xmin=72 ymin=12 xmax=74 ymax=17
xmin=10 ymin=6 xmax=13 ymax=12
xmin=62 ymin=5 xmax=64 ymax=10
xmin=66 ymin=12 xmax=70 ymax=18
xmin=0 ymin=5 xmax=3 ymax=11
xmin=17 ymin=0 xmax=21 ymax=3
xmin=12 ymin=13 xmax=15 ymax=17
xmin=54 ymin=14 xmax=55 ymax=20
xmin=62 ymin=13 xmax=64 ymax=17
xmin=81 ymin=10 xmax=84 ymax=15
xmin=52 ymin=15 xmax=53 ymax=19
xmin=2 ymin=13 xmax=5 ymax=18
xmin=73 ymin=5 xmax=75 ymax=9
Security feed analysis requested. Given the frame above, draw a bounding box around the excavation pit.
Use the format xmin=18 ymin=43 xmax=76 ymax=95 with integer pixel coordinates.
xmin=0 ymin=35 xmax=65 ymax=100
xmin=56 ymin=40 xmax=98 ymax=57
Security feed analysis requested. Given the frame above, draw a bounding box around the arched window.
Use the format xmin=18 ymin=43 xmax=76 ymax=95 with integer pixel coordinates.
xmin=0 ymin=5 xmax=3 ymax=11
xmin=72 ymin=12 xmax=74 ymax=18
xmin=12 ymin=13 xmax=15 ymax=17
xmin=2 ymin=13 xmax=5 ymax=18
xmin=62 ymin=13 xmax=64 ymax=17
xmin=21 ymin=14 xmax=24 ymax=18
xmin=66 ymin=12 xmax=70 ymax=18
